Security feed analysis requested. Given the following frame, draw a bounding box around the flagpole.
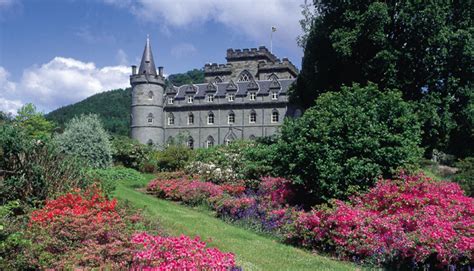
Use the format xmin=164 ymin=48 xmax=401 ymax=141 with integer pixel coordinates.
xmin=270 ymin=30 xmax=273 ymax=53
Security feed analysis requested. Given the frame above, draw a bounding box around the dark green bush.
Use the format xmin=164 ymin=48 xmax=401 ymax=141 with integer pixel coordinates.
xmin=111 ymin=135 xmax=151 ymax=170
xmin=155 ymin=144 xmax=194 ymax=172
xmin=274 ymin=83 xmax=423 ymax=203
xmin=453 ymin=157 xmax=474 ymax=197
xmin=0 ymin=124 xmax=85 ymax=205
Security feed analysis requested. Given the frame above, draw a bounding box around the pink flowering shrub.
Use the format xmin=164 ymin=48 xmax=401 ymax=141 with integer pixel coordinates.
xmin=131 ymin=232 xmax=236 ymax=270
xmin=147 ymin=179 xmax=224 ymax=205
xmin=211 ymin=194 xmax=257 ymax=218
xmin=258 ymin=176 xmax=294 ymax=206
xmin=286 ymin=173 xmax=474 ymax=267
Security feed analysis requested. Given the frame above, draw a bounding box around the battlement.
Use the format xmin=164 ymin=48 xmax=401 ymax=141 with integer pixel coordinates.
xmin=203 ymin=63 xmax=233 ymax=75
xmin=258 ymin=58 xmax=298 ymax=76
xmin=226 ymin=46 xmax=279 ymax=62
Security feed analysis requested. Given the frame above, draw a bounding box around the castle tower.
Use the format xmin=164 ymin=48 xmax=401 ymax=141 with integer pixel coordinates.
xmin=130 ymin=36 xmax=165 ymax=147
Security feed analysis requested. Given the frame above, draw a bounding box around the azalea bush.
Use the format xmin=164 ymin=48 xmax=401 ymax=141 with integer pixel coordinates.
xmin=285 ymin=173 xmax=474 ymax=268
xmin=131 ymin=232 xmax=236 ymax=270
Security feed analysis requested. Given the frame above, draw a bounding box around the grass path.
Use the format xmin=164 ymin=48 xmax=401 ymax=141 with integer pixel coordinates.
xmin=114 ymin=178 xmax=358 ymax=271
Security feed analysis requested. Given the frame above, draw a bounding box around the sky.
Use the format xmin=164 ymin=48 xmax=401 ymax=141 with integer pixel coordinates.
xmin=0 ymin=0 xmax=305 ymax=113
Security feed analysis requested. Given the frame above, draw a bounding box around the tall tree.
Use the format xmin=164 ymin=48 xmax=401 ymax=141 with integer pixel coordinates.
xmin=295 ymin=1 xmax=473 ymax=157
xmin=15 ymin=103 xmax=54 ymax=140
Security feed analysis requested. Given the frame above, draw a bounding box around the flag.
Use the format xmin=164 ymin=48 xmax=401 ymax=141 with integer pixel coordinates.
xmin=271 ymin=26 xmax=277 ymax=32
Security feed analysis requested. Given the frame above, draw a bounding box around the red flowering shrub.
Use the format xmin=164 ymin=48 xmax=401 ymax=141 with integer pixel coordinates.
xmin=258 ymin=177 xmax=293 ymax=206
xmin=131 ymin=232 xmax=236 ymax=270
xmin=28 ymin=188 xmax=135 ymax=269
xmin=211 ymin=194 xmax=257 ymax=218
xmin=221 ymin=182 xmax=246 ymax=196
xmin=286 ymin=173 xmax=474 ymax=267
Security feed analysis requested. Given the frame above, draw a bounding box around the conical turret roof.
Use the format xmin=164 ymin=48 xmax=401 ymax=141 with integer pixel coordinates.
xmin=138 ymin=35 xmax=157 ymax=76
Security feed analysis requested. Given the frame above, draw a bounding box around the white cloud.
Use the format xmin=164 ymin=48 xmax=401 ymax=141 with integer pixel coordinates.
xmin=104 ymin=0 xmax=304 ymax=52
xmin=171 ymin=42 xmax=197 ymax=58
xmin=0 ymin=66 xmax=22 ymax=114
xmin=0 ymin=58 xmax=131 ymax=113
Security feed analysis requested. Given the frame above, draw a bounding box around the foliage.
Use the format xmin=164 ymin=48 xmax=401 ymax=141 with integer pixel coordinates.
xmin=0 ymin=124 xmax=85 ymax=205
xmin=46 ymin=88 xmax=132 ymax=136
xmin=85 ymin=167 xmax=145 ymax=197
xmin=166 ymin=68 xmax=205 ymax=87
xmin=295 ymin=1 xmax=473 ymax=157
xmin=285 ymin=173 xmax=474 ymax=268
xmin=111 ymin=135 xmax=151 ymax=170
xmin=453 ymin=157 xmax=474 ymax=197
xmin=275 ymin=83 xmax=422 ymax=203
xmin=155 ymin=143 xmax=194 ymax=172
xmin=131 ymin=232 xmax=236 ymax=270
xmin=55 ymin=114 xmax=113 ymax=169
xmin=15 ymin=103 xmax=55 ymax=140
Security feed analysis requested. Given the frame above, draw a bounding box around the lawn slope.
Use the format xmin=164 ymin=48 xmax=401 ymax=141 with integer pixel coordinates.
xmin=114 ymin=179 xmax=357 ymax=271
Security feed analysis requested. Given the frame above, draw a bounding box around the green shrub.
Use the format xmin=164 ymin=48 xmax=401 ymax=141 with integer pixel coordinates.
xmin=274 ymin=83 xmax=423 ymax=203
xmin=85 ymin=167 xmax=146 ymax=195
xmin=111 ymin=136 xmax=151 ymax=170
xmin=453 ymin=157 xmax=474 ymax=197
xmin=54 ymin=114 xmax=112 ymax=169
xmin=0 ymin=124 xmax=85 ymax=205
xmin=156 ymin=144 xmax=194 ymax=172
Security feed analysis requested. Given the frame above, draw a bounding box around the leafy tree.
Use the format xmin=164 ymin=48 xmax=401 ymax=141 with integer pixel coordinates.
xmin=15 ymin=103 xmax=54 ymax=140
xmin=295 ymin=1 xmax=473 ymax=157
xmin=275 ymin=84 xmax=422 ymax=203
xmin=54 ymin=114 xmax=113 ymax=169
xmin=167 ymin=69 xmax=205 ymax=87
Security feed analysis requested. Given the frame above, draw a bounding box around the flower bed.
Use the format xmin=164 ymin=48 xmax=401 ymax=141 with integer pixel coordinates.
xmin=286 ymin=173 xmax=474 ymax=268
xmin=27 ymin=188 xmax=237 ymax=270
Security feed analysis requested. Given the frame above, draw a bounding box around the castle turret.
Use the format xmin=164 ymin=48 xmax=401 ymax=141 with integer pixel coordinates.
xmin=130 ymin=36 xmax=165 ymax=147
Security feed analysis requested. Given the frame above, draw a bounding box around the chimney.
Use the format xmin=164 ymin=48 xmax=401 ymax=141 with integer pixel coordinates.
xmin=158 ymin=66 xmax=164 ymax=77
xmin=131 ymin=65 xmax=137 ymax=75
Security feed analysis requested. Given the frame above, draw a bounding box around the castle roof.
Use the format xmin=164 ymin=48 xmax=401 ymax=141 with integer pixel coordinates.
xmin=168 ymin=78 xmax=295 ymax=100
xmin=138 ymin=36 xmax=157 ymax=76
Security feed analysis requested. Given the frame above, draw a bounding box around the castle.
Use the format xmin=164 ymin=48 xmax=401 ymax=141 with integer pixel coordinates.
xmin=130 ymin=37 xmax=300 ymax=148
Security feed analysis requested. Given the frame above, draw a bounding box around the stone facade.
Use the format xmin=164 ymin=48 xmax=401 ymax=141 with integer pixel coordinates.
xmin=130 ymin=38 xmax=300 ymax=148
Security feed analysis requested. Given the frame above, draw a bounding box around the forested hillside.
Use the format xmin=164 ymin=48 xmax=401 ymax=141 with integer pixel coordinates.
xmin=46 ymin=69 xmax=205 ymax=135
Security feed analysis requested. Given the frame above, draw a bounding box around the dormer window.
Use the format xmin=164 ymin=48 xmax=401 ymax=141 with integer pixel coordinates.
xmin=207 ymin=95 xmax=214 ymax=102
xmin=249 ymin=92 xmax=256 ymax=101
xmin=228 ymin=94 xmax=235 ymax=102
xmin=187 ymin=96 xmax=194 ymax=103
xmin=272 ymin=92 xmax=278 ymax=100
xmin=168 ymin=97 xmax=174 ymax=104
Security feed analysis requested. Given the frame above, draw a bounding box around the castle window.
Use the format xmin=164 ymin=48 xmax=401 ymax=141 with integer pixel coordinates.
xmin=147 ymin=113 xmax=154 ymax=124
xmin=228 ymin=111 xmax=235 ymax=124
xmin=147 ymin=139 xmax=153 ymax=146
xmin=187 ymin=137 xmax=194 ymax=149
xmin=188 ymin=113 xmax=194 ymax=125
xmin=271 ymin=110 xmax=279 ymax=123
xmin=168 ymin=97 xmax=174 ymax=104
xmin=249 ymin=92 xmax=256 ymax=101
xmin=238 ymin=70 xmax=253 ymax=82
xmin=228 ymin=94 xmax=235 ymax=102
xmin=206 ymin=136 xmax=214 ymax=148
xmin=249 ymin=135 xmax=256 ymax=141
xmin=249 ymin=110 xmax=257 ymax=123
xmin=148 ymin=91 xmax=153 ymax=100
xmin=168 ymin=113 xmax=174 ymax=125
xmin=187 ymin=96 xmax=194 ymax=103
xmin=207 ymin=95 xmax=214 ymax=102
xmin=208 ymin=112 xmax=215 ymax=124
xmin=272 ymin=92 xmax=278 ymax=100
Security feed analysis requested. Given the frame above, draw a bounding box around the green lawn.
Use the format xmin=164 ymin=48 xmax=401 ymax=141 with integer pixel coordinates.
xmin=114 ymin=176 xmax=359 ymax=271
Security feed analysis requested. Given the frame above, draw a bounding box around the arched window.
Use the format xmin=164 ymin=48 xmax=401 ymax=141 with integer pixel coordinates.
xmin=225 ymin=134 xmax=236 ymax=146
xmin=187 ymin=136 xmax=194 ymax=149
xmin=147 ymin=113 xmax=154 ymax=124
xmin=148 ymin=91 xmax=153 ymax=100
xmin=238 ymin=70 xmax=253 ymax=82
xmin=249 ymin=110 xmax=257 ymax=123
xmin=166 ymin=136 xmax=174 ymax=146
xmin=206 ymin=136 xmax=214 ymax=148
xmin=208 ymin=112 xmax=215 ymax=124
xmin=188 ymin=113 xmax=194 ymax=125
xmin=249 ymin=135 xmax=256 ymax=141
xmin=168 ymin=113 xmax=174 ymax=125
xmin=147 ymin=139 xmax=153 ymax=146
xmin=271 ymin=110 xmax=279 ymax=123
xmin=228 ymin=111 xmax=235 ymax=124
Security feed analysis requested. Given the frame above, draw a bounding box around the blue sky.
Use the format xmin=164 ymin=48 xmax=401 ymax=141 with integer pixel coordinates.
xmin=0 ymin=0 xmax=304 ymax=113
